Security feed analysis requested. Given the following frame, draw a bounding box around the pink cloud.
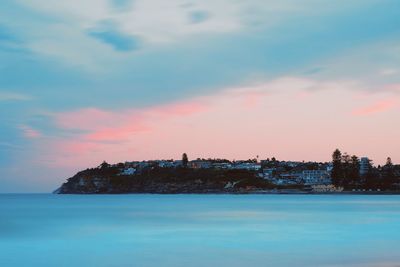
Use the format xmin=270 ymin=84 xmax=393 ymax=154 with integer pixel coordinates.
xmin=57 ymin=140 xmax=102 ymax=154
xmin=34 ymin=139 xmax=116 ymax=168
xmin=55 ymin=101 xmax=209 ymax=134
xmin=147 ymin=102 xmax=209 ymax=117
xmin=240 ymin=91 xmax=269 ymax=108
xmin=352 ymin=99 xmax=397 ymax=116
xmin=84 ymin=124 xmax=150 ymax=142
xmin=19 ymin=125 xmax=42 ymax=139
xmin=295 ymin=90 xmax=312 ymax=100
xmin=45 ymin=99 xmax=211 ymax=164
xmin=384 ymin=83 xmax=400 ymax=93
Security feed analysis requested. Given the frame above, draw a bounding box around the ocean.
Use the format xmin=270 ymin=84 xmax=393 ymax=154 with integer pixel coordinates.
xmin=1 ymin=194 xmax=399 ymax=266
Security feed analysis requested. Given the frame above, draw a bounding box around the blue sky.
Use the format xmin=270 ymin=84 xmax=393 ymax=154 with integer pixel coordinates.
xmin=1 ymin=0 xmax=400 ymax=192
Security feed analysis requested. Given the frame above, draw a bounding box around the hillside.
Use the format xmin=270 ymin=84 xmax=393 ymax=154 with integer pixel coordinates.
xmin=55 ymin=164 xmax=284 ymax=194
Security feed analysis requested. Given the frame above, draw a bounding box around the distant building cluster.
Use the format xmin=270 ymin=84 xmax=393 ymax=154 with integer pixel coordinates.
xmin=92 ymin=150 xmax=400 ymax=192
xmin=92 ymin=148 xmax=400 ymax=192
xmin=111 ymin=158 xmax=338 ymax=186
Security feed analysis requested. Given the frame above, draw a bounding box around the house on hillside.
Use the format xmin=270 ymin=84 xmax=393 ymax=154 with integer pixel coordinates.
xmin=301 ymin=170 xmax=331 ymax=185
xmin=190 ymin=160 xmax=212 ymax=169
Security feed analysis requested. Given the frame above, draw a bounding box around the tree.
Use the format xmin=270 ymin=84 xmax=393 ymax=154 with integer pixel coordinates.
xmin=360 ymin=159 xmax=381 ymax=189
xmin=182 ymin=153 xmax=188 ymax=168
xmin=350 ymin=155 xmax=360 ymax=185
xmin=100 ymin=161 xmax=110 ymax=169
xmin=386 ymin=157 xmax=393 ymax=167
xmin=382 ymin=157 xmax=396 ymax=189
xmin=331 ymin=149 xmax=343 ymax=186
xmin=341 ymin=153 xmax=351 ymax=186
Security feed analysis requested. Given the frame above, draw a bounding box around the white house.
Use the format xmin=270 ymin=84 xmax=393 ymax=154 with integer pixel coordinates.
xmin=120 ymin=167 xmax=136 ymax=175
xmin=301 ymin=170 xmax=331 ymax=185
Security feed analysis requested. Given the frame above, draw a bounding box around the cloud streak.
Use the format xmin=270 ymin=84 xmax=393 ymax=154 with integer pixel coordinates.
xmin=53 ymin=99 xmax=210 ymax=144
xmin=352 ymin=99 xmax=397 ymax=116
xmin=19 ymin=125 xmax=42 ymax=139
xmin=0 ymin=92 xmax=32 ymax=101
xmin=87 ymin=21 xmax=141 ymax=51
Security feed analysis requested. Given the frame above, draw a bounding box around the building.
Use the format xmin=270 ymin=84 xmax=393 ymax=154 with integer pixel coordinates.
xmin=359 ymin=157 xmax=370 ymax=176
xmin=233 ymin=162 xmax=261 ymax=171
xmin=282 ymin=161 xmax=302 ymax=168
xmin=280 ymin=172 xmax=302 ymax=182
xmin=173 ymin=160 xmax=183 ymax=167
xmin=212 ymin=162 xmax=232 ymax=169
xmin=189 ymin=160 xmax=212 ymax=169
xmin=326 ymin=163 xmax=333 ymax=173
xmin=158 ymin=160 xmax=175 ymax=168
xmin=119 ymin=167 xmax=136 ymax=175
xmin=262 ymin=168 xmax=275 ymax=179
xmin=301 ymin=170 xmax=331 ymax=185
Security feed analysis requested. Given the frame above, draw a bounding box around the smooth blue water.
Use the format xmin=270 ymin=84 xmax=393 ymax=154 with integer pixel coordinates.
xmin=1 ymin=194 xmax=400 ymax=267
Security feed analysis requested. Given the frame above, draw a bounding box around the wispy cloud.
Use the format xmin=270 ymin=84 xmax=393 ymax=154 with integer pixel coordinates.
xmin=384 ymin=83 xmax=400 ymax=93
xmin=27 ymin=99 xmax=211 ymax=168
xmin=380 ymin=68 xmax=399 ymax=76
xmin=51 ymin=76 xmax=373 ymax=145
xmin=352 ymin=99 xmax=397 ymax=116
xmin=18 ymin=125 xmax=42 ymax=139
xmin=87 ymin=21 xmax=141 ymax=52
xmin=0 ymin=92 xmax=32 ymax=101
xmin=53 ymin=100 xmax=209 ymax=142
xmin=0 ymin=142 xmax=22 ymax=149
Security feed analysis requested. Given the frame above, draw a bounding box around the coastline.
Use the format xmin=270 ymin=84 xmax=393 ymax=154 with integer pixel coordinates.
xmin=55 ymin=161 xmax=400 ymax=195
xmin=54 ymin=190 xmax=400 ymax=195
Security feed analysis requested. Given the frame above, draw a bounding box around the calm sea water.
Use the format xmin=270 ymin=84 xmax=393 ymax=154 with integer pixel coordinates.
xmin=1 ymin=194 xmax=400 ymax=267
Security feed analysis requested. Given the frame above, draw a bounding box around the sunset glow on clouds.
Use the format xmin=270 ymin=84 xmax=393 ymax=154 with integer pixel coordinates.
xmin=20 ymin=78 xmax=400 ymax=175
xmin=18 ymin=125 xmax=42 ymax=139
xmin=1 ymin=0 xmax=400 ymax=192
xmin=352 ymin=99 xmax=397 ymax=116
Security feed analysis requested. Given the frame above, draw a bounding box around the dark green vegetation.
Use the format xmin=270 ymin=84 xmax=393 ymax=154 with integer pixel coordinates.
xmin=331 ymin=149 xmax=400 ymax=190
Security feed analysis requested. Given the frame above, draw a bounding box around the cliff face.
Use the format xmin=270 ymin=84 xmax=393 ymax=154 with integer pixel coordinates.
xmin=56 ymin=166 xmax=275 ymax=194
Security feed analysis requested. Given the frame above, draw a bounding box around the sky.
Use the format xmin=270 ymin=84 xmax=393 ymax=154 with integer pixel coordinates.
xmin=0 ymin=0 xmax=400 ymax=192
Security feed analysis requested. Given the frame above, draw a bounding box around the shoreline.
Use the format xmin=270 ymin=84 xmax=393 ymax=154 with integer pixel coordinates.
xmin=55 ymin=190 xmax=400 ymax=195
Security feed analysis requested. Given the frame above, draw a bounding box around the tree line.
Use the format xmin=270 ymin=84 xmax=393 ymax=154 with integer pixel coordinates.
xmin=331 ymin=149 xmax=399 ymax=190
